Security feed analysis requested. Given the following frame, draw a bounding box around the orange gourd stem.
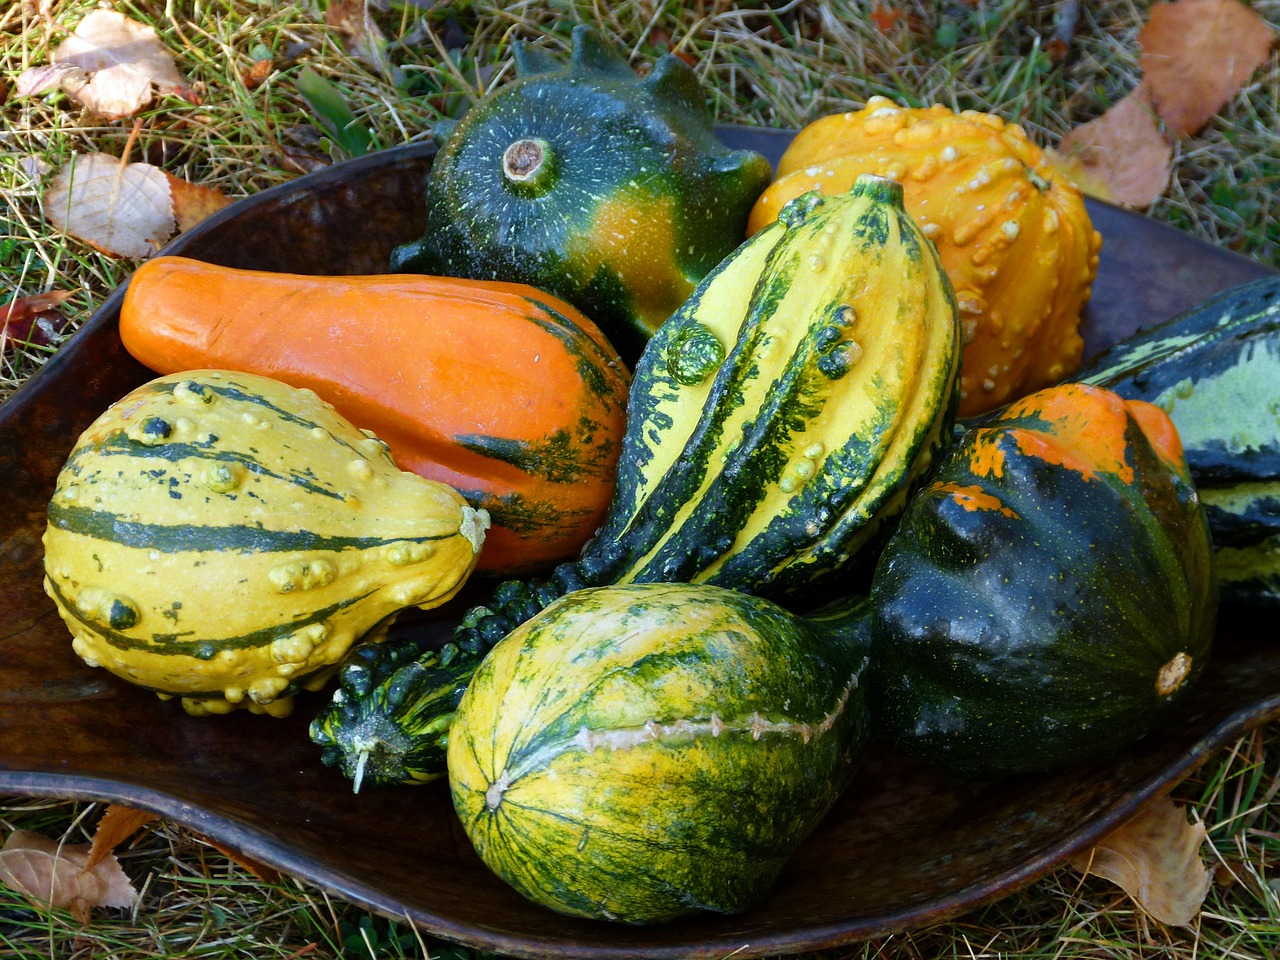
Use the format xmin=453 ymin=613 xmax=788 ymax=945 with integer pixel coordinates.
xmin=119 ymin=256 xmax=631 ymax=576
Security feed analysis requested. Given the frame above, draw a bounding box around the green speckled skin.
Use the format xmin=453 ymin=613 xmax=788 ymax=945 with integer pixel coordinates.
xmin=447 ymin=583 xmax=872 ymax=924
xmin=871 ymin=384 xmax=1217 ymax=778
xmin=390 ymin=25 xmax=773 ymax=361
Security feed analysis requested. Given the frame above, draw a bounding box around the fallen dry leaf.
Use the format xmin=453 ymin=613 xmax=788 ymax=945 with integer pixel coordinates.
xmin=18 ymin=154 xmax=54 ymax=185
xmin=1056 ymin=84 xmax=1174 ymax=208
xmin=1070 ymin=795 xmax=1211 ymax=927
xmin=1 ymin=290 xmax=74 ymax=352
xmin=1139 ymin=0 xmax=1277 ymax=136
xmin=87 ymin=805 xmax=160 ymax=871
xmin=241 ymin=56 xmax=274 ymax=90
xmin=48 ymin=9 xmax=191 ymax=119
xmin=0 ymin=829 xmax=138 ymax=923
xmin=164 ymin=173 xmax=234 ymax=232
xmin=14 ymin=60 xmax=87 ymax=99
xmin=871 ymin=4 xmax=904 ymax=32
xmin=1048 ymin=149 xmax=1116 ymax=204
xmin=199 ymin=835 xmax=281 ymax=884
xmin=44 ymin=152 xmax=175 ymax=258
xmin=326 ymin=0 xmax=392 ymax=74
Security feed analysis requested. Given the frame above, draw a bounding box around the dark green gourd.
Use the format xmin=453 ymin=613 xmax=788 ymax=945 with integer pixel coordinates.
xmin=872 ymin=383 xmax=1217 ymax=778
xmin=390 ymin=25 xmax=773 ymax=361
xmin=312 ymin=176 xmax=962 ymax=788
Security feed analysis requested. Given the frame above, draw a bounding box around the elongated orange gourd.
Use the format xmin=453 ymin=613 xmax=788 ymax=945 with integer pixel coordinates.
xmin=119 ymin=257 xmax=631 ymax=576
xmin=749 ymin=97 xmax=1102 ymax=417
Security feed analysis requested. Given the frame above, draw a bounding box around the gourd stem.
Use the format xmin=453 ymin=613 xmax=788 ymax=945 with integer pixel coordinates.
xmin=849 ymin=173 xmax=905 ymax=209
xmin=502 ymin=138 xmax=558 ymax=194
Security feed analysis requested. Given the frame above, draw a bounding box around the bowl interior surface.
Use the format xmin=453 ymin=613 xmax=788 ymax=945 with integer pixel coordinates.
xmin=1 ymin=129 xmax=1278 ymax=960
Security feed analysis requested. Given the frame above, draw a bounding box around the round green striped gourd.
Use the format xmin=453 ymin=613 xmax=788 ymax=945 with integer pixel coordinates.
xmin=43 ymin=370 xmax=489 ymax=717
xmin=448 ymin=582 xmax=872 ymax=924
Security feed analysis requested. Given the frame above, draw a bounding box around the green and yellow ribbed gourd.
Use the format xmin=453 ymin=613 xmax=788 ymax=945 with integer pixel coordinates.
xmin=311 ymin=174 xmax=962 ymax=787
xmin=43 ymin=371 xmax=489 ymax=717
xmin=1072 ymin=274 xmax=1280 ymax=606
xmin=449 ymin=582 xmax=873 ymax=924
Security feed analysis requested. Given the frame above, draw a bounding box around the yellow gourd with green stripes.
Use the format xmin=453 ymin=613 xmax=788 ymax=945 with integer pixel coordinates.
xmin=43 ymin=370 xmax=488 ymax=717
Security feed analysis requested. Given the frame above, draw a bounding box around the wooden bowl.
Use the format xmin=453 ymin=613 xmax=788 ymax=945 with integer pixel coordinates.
xmin=2 ymin=128 xmax=1277 ymax=959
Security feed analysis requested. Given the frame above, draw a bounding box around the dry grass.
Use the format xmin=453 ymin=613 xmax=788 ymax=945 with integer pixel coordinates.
xmin=3 ymin=1 xmax=1279 ymax=958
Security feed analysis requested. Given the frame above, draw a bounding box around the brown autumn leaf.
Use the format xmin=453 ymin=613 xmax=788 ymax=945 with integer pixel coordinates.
xmin=44 ymin=153 xmax=236 ymax=255
xmin=241 ymin=56 xmax=274 ymax=90
xmin=1055 ymin=83 xmax=1174 ymax=208
xmin=1070 ymin=794 xmax=1212 ymax=927
xmin=198 ymin=835 xmax=281 ymax=884
xmin=1 ymin=290 xmax=74 ymax=352
xmin=163 ymin=172 xmax=234 ymax=232
xmin=44 ymin=152 xmax=176 ymax=258
xmin=1139 ymin=0 xmax=1277 ymax=137
xmin=0 ymin=829 xmax=138 ymax=923
xmin=871 ymin=4 xmax=904 ymax=32
xmin=47 ymin=9 xmax=192 ymax=119
xmin=86 ymin=805 xmax=160 ymax=871
xmin=326 ymin=0 xmax=392 ymax=75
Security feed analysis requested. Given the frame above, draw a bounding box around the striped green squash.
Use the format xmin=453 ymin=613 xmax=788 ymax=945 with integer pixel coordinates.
xmin=43 ymin=370 xmax=489 ymax=717
xmin=312 ymin=174 xmax=961 ymax=787
xmin=1074 ymin=274 xmax=1280 ymax=605
xmin=448 ymin=582 xmax=872 ymax=924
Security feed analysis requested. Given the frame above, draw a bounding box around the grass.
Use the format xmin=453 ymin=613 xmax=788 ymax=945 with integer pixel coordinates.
xmin=3 ymin=1 xmax=1279 ymax=957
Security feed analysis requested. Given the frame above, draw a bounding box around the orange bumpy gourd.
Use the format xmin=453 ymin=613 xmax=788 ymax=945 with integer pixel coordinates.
xmin=749 ymin=97 xmax=1102 ymax=417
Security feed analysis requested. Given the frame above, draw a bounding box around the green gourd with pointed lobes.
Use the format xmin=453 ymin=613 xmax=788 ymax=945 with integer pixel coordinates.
xmin=390 ymin=25 xmax=773 ymax=361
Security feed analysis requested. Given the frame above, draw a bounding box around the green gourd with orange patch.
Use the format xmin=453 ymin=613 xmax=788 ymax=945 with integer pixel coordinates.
xmin=390 ymin=25 xmax=773 ymax=361
xmin=870 ymin=383 xmax=1217 ymax=777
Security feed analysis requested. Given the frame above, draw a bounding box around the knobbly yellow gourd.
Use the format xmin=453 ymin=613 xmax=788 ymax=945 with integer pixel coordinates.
xmin=43 ymin=370 xmax=489 ymax=717
xmin=748 ymin=97 xmax=1102 ymax=417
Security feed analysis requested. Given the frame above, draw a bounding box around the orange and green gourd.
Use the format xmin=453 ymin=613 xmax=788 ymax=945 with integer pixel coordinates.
xmin=749 ymin=97 xmax=1102 ymax=417
xmin=390 ymin=25 xmax=773 ymax=362
xmin=119 ymin=257 xmax=631 ymax=578
xmin=870 ymin=383 xmax=1217 ymax=777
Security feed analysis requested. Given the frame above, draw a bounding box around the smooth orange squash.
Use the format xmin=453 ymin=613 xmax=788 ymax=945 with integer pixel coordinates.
xmin=119 ymin=256 xmax=631 ymax=576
